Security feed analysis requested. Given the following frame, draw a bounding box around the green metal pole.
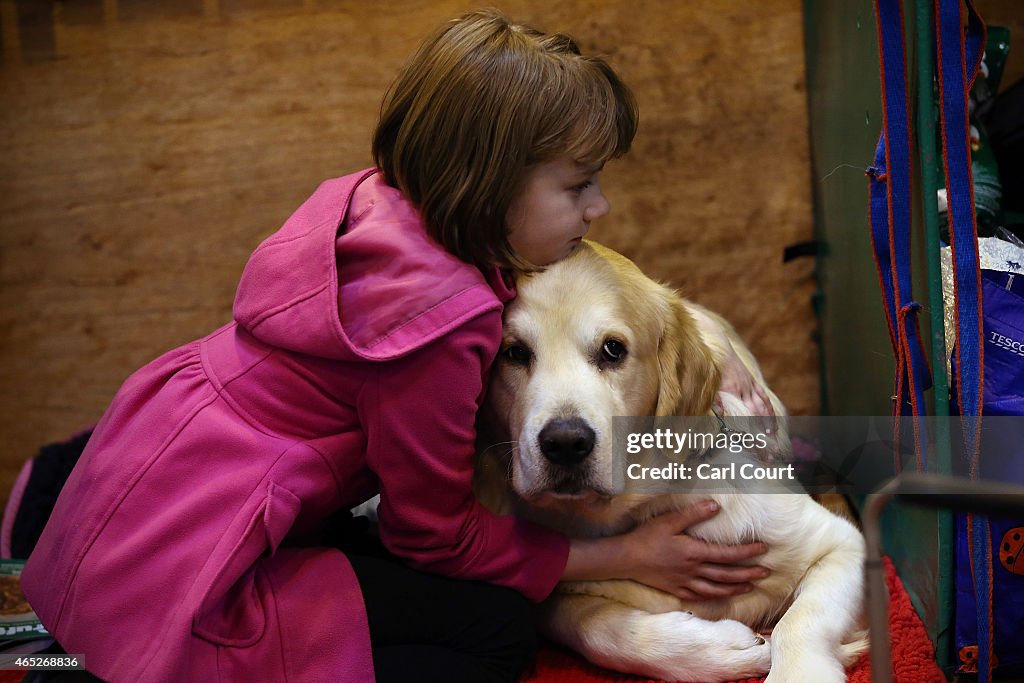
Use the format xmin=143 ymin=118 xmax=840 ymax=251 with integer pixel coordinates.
xmin=913 ymin=0 xmax=953 ymax=671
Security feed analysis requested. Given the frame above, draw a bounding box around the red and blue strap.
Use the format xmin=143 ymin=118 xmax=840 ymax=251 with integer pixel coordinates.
xmin=933 ymin=0 xmax=991 ymax=677
xmin=935 ymin=0 xmax=985 ymax=448
xmin=870 ymin=0 xmax=933 ymax=470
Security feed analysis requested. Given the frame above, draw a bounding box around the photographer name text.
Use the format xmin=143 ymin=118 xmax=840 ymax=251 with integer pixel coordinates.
xmin=626 ymin=462 xmax=796 ymax=482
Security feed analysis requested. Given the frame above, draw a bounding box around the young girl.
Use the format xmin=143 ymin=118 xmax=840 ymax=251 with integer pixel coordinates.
xmin=23 ymin=10 xmax=770 ymax=682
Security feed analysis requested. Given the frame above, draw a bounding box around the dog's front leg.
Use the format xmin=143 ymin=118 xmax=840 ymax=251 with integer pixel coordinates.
xmin=762 ymin=507 xmax=868 ymax=683
xmin=540 ymin=593 xmax=771 ymax=682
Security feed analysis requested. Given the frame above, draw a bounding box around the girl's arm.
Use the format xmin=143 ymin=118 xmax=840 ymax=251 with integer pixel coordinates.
xmin=362 ymin=311 xmax=569 ymax=601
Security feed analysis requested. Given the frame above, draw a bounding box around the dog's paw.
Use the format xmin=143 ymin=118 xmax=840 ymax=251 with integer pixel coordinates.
xmin=709 ymin=620 xmax=773 ymax=680
xmin=641 ymin=613 xmax=771 ymax=682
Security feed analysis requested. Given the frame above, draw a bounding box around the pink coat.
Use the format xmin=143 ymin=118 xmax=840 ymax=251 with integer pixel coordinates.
xmin=22 ymin=169 xmax=570 ymax=682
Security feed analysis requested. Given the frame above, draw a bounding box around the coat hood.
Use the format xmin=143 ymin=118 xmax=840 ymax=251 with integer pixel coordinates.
xmin=234 ymin=169 xmax=510 ymax=361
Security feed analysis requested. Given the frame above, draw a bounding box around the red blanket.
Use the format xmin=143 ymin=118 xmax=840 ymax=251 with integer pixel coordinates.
xmin=524 ymin=557 xmax=945 ymax=683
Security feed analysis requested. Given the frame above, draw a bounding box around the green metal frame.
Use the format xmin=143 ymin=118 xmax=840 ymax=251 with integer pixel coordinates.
xmin=914 ymin=0 xmax=954 ymax=667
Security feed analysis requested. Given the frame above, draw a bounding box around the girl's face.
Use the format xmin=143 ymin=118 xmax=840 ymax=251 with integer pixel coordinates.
xmin=506 ymin=156 xmax=610 ymax=266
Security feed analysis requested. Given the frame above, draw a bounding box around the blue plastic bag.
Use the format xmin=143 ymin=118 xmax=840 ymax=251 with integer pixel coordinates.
xmin=952 ymin=268 xmax=1024 ymax=675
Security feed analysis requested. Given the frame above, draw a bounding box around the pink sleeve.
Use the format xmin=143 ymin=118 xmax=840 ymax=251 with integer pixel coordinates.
xmin=361 ymin=311 xmax=569 ymax=602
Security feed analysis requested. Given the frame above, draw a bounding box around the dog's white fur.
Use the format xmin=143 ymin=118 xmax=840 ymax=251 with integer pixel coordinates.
xmin=475 ymin=242 xmax=867 ymax=683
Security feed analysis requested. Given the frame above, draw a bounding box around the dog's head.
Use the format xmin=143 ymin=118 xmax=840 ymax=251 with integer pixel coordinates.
xmin=481 ymin=242 xmax=720 ymax=500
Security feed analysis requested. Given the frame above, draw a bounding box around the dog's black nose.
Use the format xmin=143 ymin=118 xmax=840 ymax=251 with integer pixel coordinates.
xmin=538 ymin=418 xmax=595 ymax=467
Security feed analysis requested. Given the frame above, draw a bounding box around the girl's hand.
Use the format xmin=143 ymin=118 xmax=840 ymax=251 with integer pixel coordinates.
xmin=619 ymin=501 xmax=770 ymax=601
xmin=717 ymin=340 xmax=774 ymax=419
xmin=563 ymin=501 xmax=770 ymax=601
xmin=689 ymin=304 xmax=773 ymax=420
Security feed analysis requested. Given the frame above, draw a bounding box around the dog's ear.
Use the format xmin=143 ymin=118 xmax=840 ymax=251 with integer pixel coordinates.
xmin=655 ymin=295 xmax=721 ymax=417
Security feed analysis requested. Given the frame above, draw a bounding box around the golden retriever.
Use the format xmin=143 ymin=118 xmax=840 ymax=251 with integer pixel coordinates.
xmin=475 ymin=241 xmax=868 ymax=683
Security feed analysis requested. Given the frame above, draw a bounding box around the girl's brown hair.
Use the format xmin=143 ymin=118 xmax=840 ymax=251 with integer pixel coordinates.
xmin=373 ymin=9 xmax=638 ymax=271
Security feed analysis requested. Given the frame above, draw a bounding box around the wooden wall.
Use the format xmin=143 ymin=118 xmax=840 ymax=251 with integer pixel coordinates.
xmin=0 ymin=0 xmax=818 ymax=513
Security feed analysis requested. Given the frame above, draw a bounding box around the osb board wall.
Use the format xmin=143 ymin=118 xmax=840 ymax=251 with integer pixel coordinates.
xmin=0 ymin=0 xmax=817 ymax=514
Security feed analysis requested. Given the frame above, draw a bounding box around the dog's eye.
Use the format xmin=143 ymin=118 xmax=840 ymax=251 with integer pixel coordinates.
xmin=503 ymin=343 xmax=533 ymax=366
xmin=600 ymin=339 xmax=628 ymax=365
